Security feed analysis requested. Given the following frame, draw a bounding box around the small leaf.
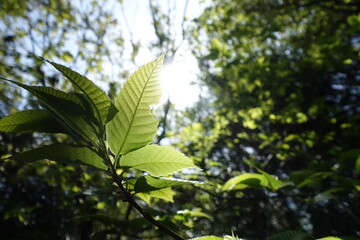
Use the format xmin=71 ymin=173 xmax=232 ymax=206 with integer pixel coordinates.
xmin=107 ymin=55 xmax=164 ymax=157
xmin=222 ymin=173 xmax=268 ymax=191
xmin=136 ymin=188 xmax=175 ymax=203
xmin=356 ymin=155 xmax=360 ymax=173
xmin=9 ymin=144 xmax=106 ymax=170
xmin=44 ymin=59 xmax=118 ymax=128
xmin=317 ymin=237 xmax=342 ymax=240
xmin=0 ymin=109 xmax=66 ymax=133
xmin=257 ymin=169 xmax=284 ymax=190
xmin=120 ymin=145 xmax=199 ymax=177
xmin=176 ymin=209 xmax=213 ymax=220
xmin=135 ymin=192 xmax=151 ymax=204
xmin=62 ymin=51 xmax=73 ymax=62
xmin=134 ymin=176 xmax=202 ymax=193
xmin=190 ymin=236 xmax=223 ymax=240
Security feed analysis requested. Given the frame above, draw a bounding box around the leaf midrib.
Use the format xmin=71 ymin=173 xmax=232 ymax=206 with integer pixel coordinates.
xmin=115 ymin=59 xmax=161 ymax=158
xmin=72 ymin=78 xmax=103 ymax=126
xmin=52 ymin=62 xmax=104 ymax=128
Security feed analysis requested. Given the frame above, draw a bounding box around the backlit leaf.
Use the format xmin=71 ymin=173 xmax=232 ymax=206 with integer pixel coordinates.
xmin=120 ymin=145 xmax=199 ymax=177
xmin=106 ymin=55 xmax=164 ymax=157
xmin=134 ymin=176 xmax=202 ymax=193
xmin=176 ymin=209 xmax=213 ymax=220
xmin=136 ymin=188 xmax=175 ymax=203
xmin=44 ymin=59 xmax=118 ymax=127
xmin=317 ymin=237 xmax=342 ymax=240
xmin=222 ymin=173 xmax=268 ymax=191
xmin=190 ymin=236 xmax=223 ymax=240
xmin=257 ymin=169 xmax=284 ymax=190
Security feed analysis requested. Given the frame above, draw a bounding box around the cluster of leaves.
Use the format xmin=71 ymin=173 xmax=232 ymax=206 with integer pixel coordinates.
xmin=0 ymin=55 xmax=201 ymax=239
xmin=1 ymin=0 xmax=360 ymax=239
xmin=0 ymin=53 xmax=343 ymax=240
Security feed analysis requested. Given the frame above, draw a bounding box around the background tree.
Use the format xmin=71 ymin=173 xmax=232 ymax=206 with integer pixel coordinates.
xmin=0 ymin=0 xmax=199 ymax=239
xmin=171 ymin=0 xmax=360 ymax=238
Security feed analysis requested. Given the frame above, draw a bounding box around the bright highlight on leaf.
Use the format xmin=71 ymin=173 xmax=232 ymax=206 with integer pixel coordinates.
xmin=121 ymin=144 xmax=199 ymax=177
xmin=107 ymin=55 xmax=164 ymax=157
xmin=190 ymin=236 xmax=223 ymax=240
xmin=317 ymin=237 xmax=342 ymax=240
xmin=176 ymin=209 xmax=213 ymax=220
xmin=222 ymin=171 xmax=284 ymax=191
xmin=257 ymin=169 xmax=284 ymax=190
xmin=134 ymin=176 xmax=202 ymax=193
xmin=222 ymin=173 xmax=268 ymax=191
xmin=136 ymin=187 xmax=175 ymax=203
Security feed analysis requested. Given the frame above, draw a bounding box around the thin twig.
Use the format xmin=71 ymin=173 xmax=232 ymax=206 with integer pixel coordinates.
xmin=111 ymin=174 xmax=185 ymax=240
xmin=156 ymin=97 xmax=171 ymax=144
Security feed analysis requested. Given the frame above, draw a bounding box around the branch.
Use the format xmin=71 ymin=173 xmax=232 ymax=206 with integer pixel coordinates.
xmin=156 ymin=97 xmax=171 ymax=144
xmin=120 ymin=1 xmax=140 ymax=64
xmin=173 ymin=0 xmax=189 ymax=54
xmin=149 ymin=0 xmax=164 ymax=49
xmin=111 ymin=174 xmax=185 ymax=240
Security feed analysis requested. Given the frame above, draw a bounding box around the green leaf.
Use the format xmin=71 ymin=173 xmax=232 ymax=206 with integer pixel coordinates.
xmin=222 ymin=173 xmax=268 ymax=191
xmin=106 ymin=55 xmax=164 ymax=157
xmin=176 ymin=209 xmax=213 ymax=220
xmin=136 ymin=188 xmax=175 ymax=203
xmin=223 ymin=170 xmax=285 ymax=191
xmin=190 ymin=236 xmax=223 ymax=240
xmin=1 ymin=77 xmax=96 ymax=142
xmin=356 ymin=155 xmax=360 ymax=174
xmin=296 ymin=172 xmax=332 ymax=188
xmin=0 ymin=109 xmax=66 ymax=133
xmin=317 ymin=237 xmax=342 ymax=240
xmin=9 ymin=144 xmax=106 ymax=170
xmin=134 ymin=176 xmax=202 ymax=193
xmin=44 ymin=59 xmax=118 ymax=126
xmin=135 ymin=191 xmax=151 ymax=204
xmin=257 ymin=169 xmax=284 ymax=190
xmin=120 ymin=145 xmax=199 ymax=177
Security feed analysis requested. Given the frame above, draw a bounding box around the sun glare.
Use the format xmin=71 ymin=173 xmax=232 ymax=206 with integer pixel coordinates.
xmin=160 ymin=52 xmax=200 ymax=109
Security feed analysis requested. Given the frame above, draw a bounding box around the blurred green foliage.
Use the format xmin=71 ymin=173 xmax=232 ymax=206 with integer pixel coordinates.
xmin=1 ymin=0 xmax=360 ymax=239
xmin=175 ymin=0 xmax=360 ymax=238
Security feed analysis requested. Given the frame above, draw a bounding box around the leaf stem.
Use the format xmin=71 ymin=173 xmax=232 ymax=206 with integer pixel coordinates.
xmin=98 ymin=110 xmax=183 ymax=239
xmin=111 ymin=172 xmax=185 ymax=240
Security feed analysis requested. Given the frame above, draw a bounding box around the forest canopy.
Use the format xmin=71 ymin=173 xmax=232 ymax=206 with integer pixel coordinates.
xmin=0 ymin=0 xmax=359 ymax=239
